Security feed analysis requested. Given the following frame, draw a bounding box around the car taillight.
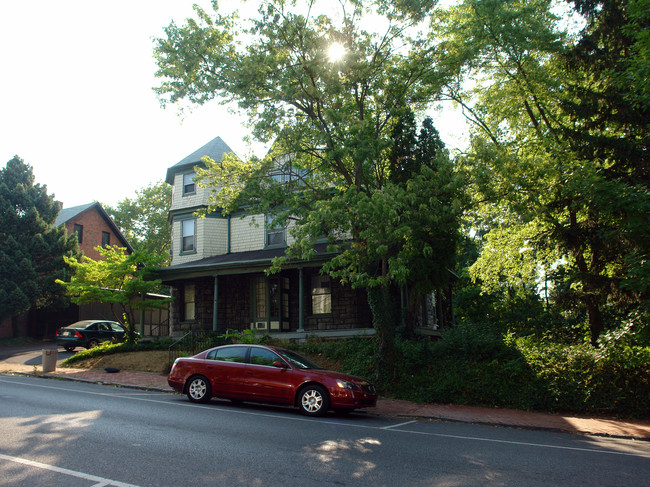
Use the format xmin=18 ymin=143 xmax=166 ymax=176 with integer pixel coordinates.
xmin=74 ymin=331 xmax=83 ymax=338
xmin=55 ymin=330 xmax=60 ymax=336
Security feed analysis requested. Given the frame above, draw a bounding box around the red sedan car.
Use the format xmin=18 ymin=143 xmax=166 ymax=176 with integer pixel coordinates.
xmin=168 ymin=344 xmax=377 ymax=416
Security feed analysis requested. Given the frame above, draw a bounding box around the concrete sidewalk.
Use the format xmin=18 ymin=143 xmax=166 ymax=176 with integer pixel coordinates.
xmin=1 ymin=361 xmax=649 ymax=440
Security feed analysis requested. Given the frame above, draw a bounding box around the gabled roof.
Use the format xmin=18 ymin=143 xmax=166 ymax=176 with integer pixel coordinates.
xmin=54 ymin=202 xmax=134 ymax=253
xmin=54 ymin=202 xmax=96 ymax=227
xmin=165 ymin=136 xmax=236 ymax=184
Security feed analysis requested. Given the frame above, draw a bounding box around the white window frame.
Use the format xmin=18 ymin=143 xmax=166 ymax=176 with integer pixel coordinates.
xmin=265 ymin=214 xmax=286 ymax=247
xmin=182 ymin=172 xmax=196 ymax=196
xmin=183 ymin=284 xmax=196 ymax=321
xmin=311 ymin=275 xmax=332 ymax=315
xmin=181 ymin=218 xmax=196 ymax=253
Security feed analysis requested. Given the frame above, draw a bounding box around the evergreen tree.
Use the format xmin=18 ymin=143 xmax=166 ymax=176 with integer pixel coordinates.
xmin=0 ymin=156 xmax=78 ymax=324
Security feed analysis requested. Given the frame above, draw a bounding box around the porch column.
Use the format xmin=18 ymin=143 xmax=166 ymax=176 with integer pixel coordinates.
xmin=298 ymin=268 xmax=305 ymax=332
xmin=212 ymin=276 xmax=219 ymax=332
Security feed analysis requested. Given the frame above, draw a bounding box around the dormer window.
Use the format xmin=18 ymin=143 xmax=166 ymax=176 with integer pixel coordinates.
xmin=183 ymin=172 xmax=196 ymax=195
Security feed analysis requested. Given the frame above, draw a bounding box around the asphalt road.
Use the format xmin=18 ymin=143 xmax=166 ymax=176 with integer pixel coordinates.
xmin=0 ymin=375 xmax=648 ymax=486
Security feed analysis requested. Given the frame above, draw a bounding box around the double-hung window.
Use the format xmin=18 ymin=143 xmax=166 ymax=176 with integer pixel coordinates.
xmin=265 ymin=214 xmax=286 ymax=247
xmin=181 ymin=219 xmax=196 ymax=253
xmin=102 ymin=231 xmax=110 ymax=247
xmin=183 ymin=172 xmax=196 ymax=195
xmin=183 ymin=284 xmax=195 ymax=321
xmin=311 ymin=275 xmax=332 ymax=314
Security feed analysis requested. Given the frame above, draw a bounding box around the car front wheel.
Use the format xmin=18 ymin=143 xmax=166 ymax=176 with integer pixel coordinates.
xmin=187 ymin=376 xmax=212 ymax=403
xmin=299 ymin=385 xmax=330 ymax=417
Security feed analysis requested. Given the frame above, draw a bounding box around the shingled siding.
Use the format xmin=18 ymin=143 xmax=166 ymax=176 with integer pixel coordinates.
xmin=230 ymin=215 xmax=265 ymax=252
xmin=169 ymin=172 xmax=210 ymax=211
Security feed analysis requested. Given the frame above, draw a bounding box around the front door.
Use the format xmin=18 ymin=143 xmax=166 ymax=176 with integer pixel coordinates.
xmin=251 ymin=276 xmax=291 ymax=332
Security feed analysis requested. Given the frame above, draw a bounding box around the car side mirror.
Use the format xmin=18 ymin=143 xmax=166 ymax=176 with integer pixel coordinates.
xmin=272 ymin=361 xmax=288 ymax=369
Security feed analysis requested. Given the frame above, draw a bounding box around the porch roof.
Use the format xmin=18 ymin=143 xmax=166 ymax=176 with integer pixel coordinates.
xmin=157 ymin=243 xmax=335 ymax=282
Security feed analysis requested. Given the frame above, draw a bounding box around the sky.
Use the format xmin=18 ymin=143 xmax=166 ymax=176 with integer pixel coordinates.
xmin=0 ymin=0 xmax=467 ymax=209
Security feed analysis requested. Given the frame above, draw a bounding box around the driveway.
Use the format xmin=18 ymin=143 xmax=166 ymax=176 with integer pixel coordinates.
xmin=0 ymin=342 xmax=73 ymax=367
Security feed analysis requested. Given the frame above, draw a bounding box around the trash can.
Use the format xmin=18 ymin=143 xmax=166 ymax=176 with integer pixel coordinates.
xmin=42 ymin=348 xmax=58 ymax=373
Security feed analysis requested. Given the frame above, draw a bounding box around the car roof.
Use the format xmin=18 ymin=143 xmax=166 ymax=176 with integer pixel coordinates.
xmin=65 ymin=320 xmax=118 ymax=328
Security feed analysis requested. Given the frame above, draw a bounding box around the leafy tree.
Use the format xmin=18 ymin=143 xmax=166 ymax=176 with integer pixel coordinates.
xmin=104 ymin=180 xmax=172 ymax=264
xmin=153 ymin=0 xmax=464 ymax=384
xmin=57 ymin=246 xmax=172 ymax=342
xmin=0 ymin=156 xmax=79 ymax=326
xmin=431 ymin=0 xmax=649 ymax=344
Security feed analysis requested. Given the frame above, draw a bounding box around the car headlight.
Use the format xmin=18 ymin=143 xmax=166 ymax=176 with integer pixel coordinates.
xmin=336 ymin=380 xmax=360 ymax=391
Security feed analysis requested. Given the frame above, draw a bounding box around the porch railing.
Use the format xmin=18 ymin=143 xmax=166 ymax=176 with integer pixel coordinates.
xmin=168 ymin=331 xmax=229 ymax=366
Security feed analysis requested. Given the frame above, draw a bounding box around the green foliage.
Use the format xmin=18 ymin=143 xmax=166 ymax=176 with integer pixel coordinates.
xmin=153 ymin=0 xmax=466 ymax=383
xmin=222 ymin=328 xmax=273 ymax=345
xmin=57 ymin=246 xmax=172 ymax=341
xmin=518 ymin=333 xmax=650 ymax=417
xmin=433 ymin=0 xmax=649 ymax=344
xmin=0 ymin=156 xmax=79 ymax=323
xmin=297 ymin=326 xmax=649 ymax=418
xmin=61 ymin=339 xmax=175 ymax=365
xmin=103 ymin=180 xmax=172 ymax=266
xmin=295 ymin=335 xmax=376 ymax=379
xmin=431 ymin=321 xmax=520 ymax=362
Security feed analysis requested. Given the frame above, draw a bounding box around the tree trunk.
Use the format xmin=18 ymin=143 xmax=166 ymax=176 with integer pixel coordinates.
xmin=367 ymin=285 xmax=398 ymax=388
xmin=586 ymin=298 xmax=605 ymax=346
xmin=569 ymin=210 xmax=606 ymax=346
xmin=405 ymin=288 xmax=423 ymax=338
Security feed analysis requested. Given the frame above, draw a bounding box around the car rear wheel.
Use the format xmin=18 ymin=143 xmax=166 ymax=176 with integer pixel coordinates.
xmin=87 ymin=339 xmax=99 ymax=349
xmin=299 ymin=385 xmax=330 ymax=417
xmin=187 ymin=375 xmax=212 ymax=403
xmin=64 ymin=345 xmax=75 ymax=352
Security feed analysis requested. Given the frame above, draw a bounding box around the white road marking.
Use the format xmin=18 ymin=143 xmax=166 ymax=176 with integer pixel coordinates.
xmin=382 ymin=420 xmax=417 ymax=429
xmin=0 ymin=452 xmax=140 ymax=487
xmin=2 ymin=376 xmax=649 ymax=459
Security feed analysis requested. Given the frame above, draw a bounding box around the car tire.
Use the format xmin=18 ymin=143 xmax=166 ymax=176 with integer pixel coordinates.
xmin=187 ymin=375 xmax=212 ymax=403
xmin=64 ymin=346 xmax=75 ymax=352
xmin=298 ymin=384 xmax=330 ymax=417
xmin=87 ymin=339 xmax=99 ymax=349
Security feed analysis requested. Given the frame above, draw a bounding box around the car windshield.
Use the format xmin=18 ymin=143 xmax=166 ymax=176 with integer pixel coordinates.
xmin=277 ymin=349 xmax=323 ymax=370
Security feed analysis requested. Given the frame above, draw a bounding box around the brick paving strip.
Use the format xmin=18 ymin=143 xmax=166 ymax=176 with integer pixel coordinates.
xmin=1 ymin=362 xmax=649 ymax=440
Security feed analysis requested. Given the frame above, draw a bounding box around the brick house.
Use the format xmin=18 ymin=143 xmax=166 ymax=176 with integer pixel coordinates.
xmin=54 ymin=202 xmax=133 ymax=258
xmin=52 ymin=202 xmax=168 ymax=337
xmin=157 ymin=136 xmax=374 ymax=338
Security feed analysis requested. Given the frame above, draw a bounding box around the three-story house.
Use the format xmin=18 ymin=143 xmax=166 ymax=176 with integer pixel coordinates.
xmin=158 ymin=136 xmax=373 ymax=337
